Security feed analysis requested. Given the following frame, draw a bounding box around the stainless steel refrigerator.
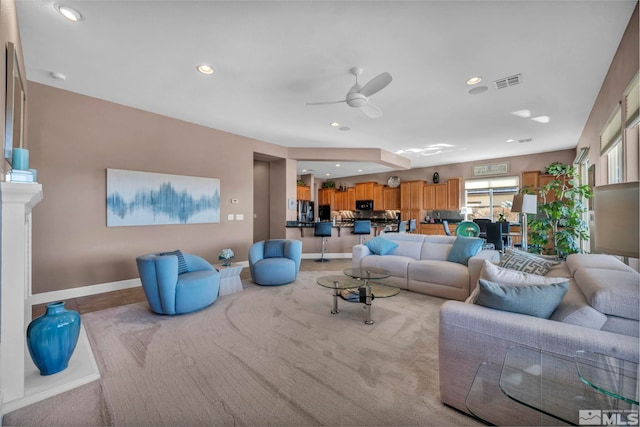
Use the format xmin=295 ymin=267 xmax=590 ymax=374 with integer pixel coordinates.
xmin=297 ymin=200 xmax=314 ymax=223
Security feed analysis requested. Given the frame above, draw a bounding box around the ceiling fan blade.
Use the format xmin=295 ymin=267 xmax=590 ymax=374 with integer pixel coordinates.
xmin=359 ymin=72 xmax=392 ymax=97
xmin=361 ymin=102 xmax=383 ymax=119
xmin=306 ymin=100 xmax=347 ymax=105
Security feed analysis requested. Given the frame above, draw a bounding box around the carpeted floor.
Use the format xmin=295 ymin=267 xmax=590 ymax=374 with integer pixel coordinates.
xmin=4 ymin=271 xmax=481 ymax=426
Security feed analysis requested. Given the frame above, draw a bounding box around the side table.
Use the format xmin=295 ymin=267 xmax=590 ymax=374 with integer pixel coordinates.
xmin=214 ymin=263 xmax=243 ymax=296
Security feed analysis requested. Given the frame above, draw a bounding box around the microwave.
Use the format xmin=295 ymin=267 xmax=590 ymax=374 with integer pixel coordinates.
xmin=355 ymin=200 xmax=374 ymax=211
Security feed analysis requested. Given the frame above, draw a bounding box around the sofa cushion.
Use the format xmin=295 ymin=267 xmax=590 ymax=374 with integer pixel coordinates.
xmin=468 ymin=260 xmax=568 ymax=303
xmin=499 ymin=248 xmax=558 ymax=275
xmin=549 ymin=278 xmax=608 ymax=330
xmin=574 ymin=268 xmax=640 ymax=321
xmin=447 ymin=237 xmax=483 ymax=266
xmin=361 ymin=255 xmax=412 ymax=278
xmin=408 ymin=260 xmax=469 ymax=290
xmin=264 ymin=240 xmax=285 ymax=258
xmin=380 ymin=233 xmax=426 ymax=259
xmin=475 ymin=279 xmax=569 ymax=319
xmin=159 ymin=249 xmax=188 ymax=275
xmin=566 ymin=253 xmax=637 ymax=276
xmin=365 ymin=236 xmax=399 ymax=255
xmin=421 ymin=242 xmax=453 ymax=261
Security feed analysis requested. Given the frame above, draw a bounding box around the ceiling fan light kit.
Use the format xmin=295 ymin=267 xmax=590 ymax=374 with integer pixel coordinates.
xmin=306 ymin=67 xmax=392 ymax=118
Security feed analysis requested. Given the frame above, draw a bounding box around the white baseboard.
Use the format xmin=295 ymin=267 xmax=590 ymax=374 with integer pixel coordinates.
xmin=28 ymin=260 xmax=251 ymax=305
xmin=301 ymin=252 xmax=351 ymax=259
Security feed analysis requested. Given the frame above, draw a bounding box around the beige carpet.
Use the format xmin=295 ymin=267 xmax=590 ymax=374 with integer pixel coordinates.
xmin=4 ymin=271 xmax=480 ymax=426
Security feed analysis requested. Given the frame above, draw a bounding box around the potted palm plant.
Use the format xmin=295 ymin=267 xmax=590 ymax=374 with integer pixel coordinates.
xmin=527 ymin=162 xmax=593 ymax=258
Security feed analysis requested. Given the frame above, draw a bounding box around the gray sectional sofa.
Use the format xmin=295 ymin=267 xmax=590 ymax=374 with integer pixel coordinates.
xmin=351 ymin=233 xmax=500 ymax=301
xmin=438 ymin=253 xmax=640 ymax=415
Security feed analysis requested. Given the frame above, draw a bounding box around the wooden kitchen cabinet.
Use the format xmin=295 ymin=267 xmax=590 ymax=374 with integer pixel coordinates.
xmin=419 ymin=222 xmax=455 ymax=236
xmin=296 ymin=185 xmax=311 ymax=201
xmin=401 ymin=180 xmax=425 ymax=221
xmin=373 ymin=184 xmax=384 ymax=209
xmin=434 ymin=183 xmax=448 ymax=210
xmin=521 ymin=171 xmax=540 ymax=194
xmin=447 ymin=178 xmax=462 ymax=210
xmin=423 ymin=185 xmax=436 ymax=210
xmin=334 ymin=190 xmax=348 ymax=211
xmin=355 ymin=182 xmax=375 ymax=200
xmin=318 ymin=188 xmax=335 ymax=207
xmin=383 ymin=187 xmax=400 ymax=210
xmin=347 ymin=187 xmax=356 ymax=210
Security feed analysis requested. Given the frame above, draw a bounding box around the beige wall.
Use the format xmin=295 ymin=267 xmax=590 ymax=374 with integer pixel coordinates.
xmin=576 ymin=4 xmax=639 ymax=186
xmin=27 ymin=83 xmax=289 ymax=293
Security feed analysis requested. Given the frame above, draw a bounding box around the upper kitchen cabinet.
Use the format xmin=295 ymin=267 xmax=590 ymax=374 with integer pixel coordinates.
xmin=373 ymin=184 xmax=384 ymax=209
xmin=401 ymin=180 xmax=425 ymax=221
xmin=347 ymin=187 xmax=356 ymax=210
xmin=296 ymin=185 xmax=311 ymax=201
xmin=318 ymin=188 xmax=335 ymax=207
xmin=383 ymin=186 xmax=400 ymax=210
xmin=447 ymin=178 xmax=462 ymax=210
xmin=355 ymin=182 xmax=376 ymax=200
xmin=434 ymin=183 xmax=448 ymax=210
xmin=423 ymin=184 xmax=435 ymax=210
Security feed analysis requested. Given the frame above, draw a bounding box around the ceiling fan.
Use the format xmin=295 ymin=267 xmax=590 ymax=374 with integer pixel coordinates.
xmin=306 ymin=67 xmax=392 ymax=119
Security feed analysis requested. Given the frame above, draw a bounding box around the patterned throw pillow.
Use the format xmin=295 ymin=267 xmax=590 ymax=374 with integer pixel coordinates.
xmin=499 ymin=248 xmax=558 ymax=275
xmin=159 ymin=249 xmax=188 ymax=275
xmin=264 ymin=240 xmax=285 ymax=258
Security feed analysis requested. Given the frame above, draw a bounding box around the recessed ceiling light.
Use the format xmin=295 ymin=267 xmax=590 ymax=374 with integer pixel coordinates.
xmin=54 ymin=4 xmax=83 ymax=21
xmin=50 ymin=71 xmax=67 ymax=81
xmin=506 ymin=139 xmax=516 ymax=143
xmin=325 ymin=173 xmax=331 ymax=176
xmin=335 ymin=164 xmax=341 ymax=167
xmin=330 ymin=122 xmax=340 ymax=127
xmin=468 ymin=86 xmax=488 ymax=95
xmin=466 ymin=76 xmax=482 ymax=85
xmin=511 ymin=109 xmax=532 ymax=118
xmin=531 ymin=115 xmax=550 ymax=124
xmin=357 ymin=169 xmax=363 ymax=172
xmin=197 ymin=65 xmax=214 ymax=75
xmin=301 ymin=169 xmax=307 ymax=172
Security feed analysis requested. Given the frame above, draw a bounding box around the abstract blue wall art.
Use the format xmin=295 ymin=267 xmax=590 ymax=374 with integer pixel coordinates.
xmin=106 ymin=169 xmax=220 ymax=226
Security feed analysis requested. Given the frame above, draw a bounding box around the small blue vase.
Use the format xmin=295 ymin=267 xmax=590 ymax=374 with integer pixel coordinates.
xmin=26 ymin=301 xmax=81 ymax=376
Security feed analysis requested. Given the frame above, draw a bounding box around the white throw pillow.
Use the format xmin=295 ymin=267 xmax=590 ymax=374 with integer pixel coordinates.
xmin=467 ymin=260 xmax=569 ymax=303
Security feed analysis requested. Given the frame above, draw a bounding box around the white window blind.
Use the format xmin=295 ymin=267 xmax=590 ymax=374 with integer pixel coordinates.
xmin=600 ymin=104 xmax=622 ymax=155
xmin=625 ymin=73 xmax=639 ymax=127
xmin=464 ymin=176 xmax=519 ymax=190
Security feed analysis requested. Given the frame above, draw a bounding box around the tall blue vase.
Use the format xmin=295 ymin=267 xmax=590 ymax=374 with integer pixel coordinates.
xmin=26 ymin=301 xmax=81 ymax=376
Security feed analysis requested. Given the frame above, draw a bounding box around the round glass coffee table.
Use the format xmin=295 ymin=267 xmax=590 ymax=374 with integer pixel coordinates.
xmin=316 ymin=267 xmax=398 ymax=325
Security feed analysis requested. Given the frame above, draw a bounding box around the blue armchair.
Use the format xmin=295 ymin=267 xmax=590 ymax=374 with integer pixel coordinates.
xmin=136 ymin=251 xmax=221 ymax=315
xmin=248 ymin=239 xmax=302 ymax=286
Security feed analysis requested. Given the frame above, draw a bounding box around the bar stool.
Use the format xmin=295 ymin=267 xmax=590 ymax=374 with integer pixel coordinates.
xmin=352 ymin=220 xmax=371 ymax=245
xmin=314 ymin=222 xmax=332 ymax=262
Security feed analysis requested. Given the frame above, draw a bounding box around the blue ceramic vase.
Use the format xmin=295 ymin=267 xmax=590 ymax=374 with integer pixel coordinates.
xmin=26 ymin=301 xmax=81 ymax=375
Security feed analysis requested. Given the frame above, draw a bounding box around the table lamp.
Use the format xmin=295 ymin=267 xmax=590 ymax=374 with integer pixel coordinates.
xmin=512 ymin=194 xmax=537 ymax=251
xmin=459 ymin=207 xmax=473 ymax=221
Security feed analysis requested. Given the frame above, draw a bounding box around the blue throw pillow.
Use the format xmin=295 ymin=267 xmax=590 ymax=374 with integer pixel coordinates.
xmin=364 ymin=237 xmax=399 ymax=255
xmin=159 ymin=249 xmax=188 ymax=275
xmin=447 ymin=237 xmax=484 ymax=266
xmin=475 ymin=279 xmax=569 ymax=319
xmin=264 ymin=240 xmax=285 ymax=258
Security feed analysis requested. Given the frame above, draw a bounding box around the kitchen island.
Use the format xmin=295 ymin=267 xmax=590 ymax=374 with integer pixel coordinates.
xmin=285 ymin=221 xmax=396 ymax=255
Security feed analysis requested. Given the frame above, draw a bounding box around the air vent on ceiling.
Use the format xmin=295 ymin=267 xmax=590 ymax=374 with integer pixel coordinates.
xmin=494 ymin=74 xmax=522 ymax=89
xmin=518 ymin=137 xmax=533 ymax=144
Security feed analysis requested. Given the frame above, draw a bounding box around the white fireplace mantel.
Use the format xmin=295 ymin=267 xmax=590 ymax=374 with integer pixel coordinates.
xmin=0 ymin=182 xmax=100 ymax=415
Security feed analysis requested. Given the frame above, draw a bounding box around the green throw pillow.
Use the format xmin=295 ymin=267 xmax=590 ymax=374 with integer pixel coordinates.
xmin=475 ymin=279 xmax=569 ymax=318
xmin=365 ymin=237 xmax=399 ymax=255
xmin=447 ymin=237 xmax=484 ymax=266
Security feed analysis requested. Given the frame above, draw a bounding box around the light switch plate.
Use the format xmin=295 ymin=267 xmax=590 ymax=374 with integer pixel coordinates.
xmin=236 ymin=214 xmax=244 ymax=221
xmin=227 ymin=214 xmax=234 ymax=221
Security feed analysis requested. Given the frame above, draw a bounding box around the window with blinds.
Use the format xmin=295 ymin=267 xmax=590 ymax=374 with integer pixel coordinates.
xmin=600 ymin=104 xmax=622 ymax=155
xmin=625 ymin=73 xmax=639 ymax=128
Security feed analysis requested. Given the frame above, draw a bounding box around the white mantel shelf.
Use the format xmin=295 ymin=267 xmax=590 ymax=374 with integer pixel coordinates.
xmin=0 ymin=182 xmax=100 ymax=415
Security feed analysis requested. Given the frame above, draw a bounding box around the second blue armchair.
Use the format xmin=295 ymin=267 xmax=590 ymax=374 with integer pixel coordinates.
xmin=248 ymin=239 xmax=302 ymax=286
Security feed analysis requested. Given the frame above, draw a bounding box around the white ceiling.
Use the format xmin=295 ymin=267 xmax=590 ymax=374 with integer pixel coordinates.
xmin=15 ymin=0 xmax=637 ymax=179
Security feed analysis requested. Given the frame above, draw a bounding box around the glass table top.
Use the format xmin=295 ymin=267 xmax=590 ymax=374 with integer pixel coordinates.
xmin=499 ymin=346 xmax=636 ymax=425
xmin=343 ymin=267 xmax=390 ymax=280
xmin=316 ymin=275 xmax=399 ymax=298
xmin=574 ymin=350 xmax=639 ymax=405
